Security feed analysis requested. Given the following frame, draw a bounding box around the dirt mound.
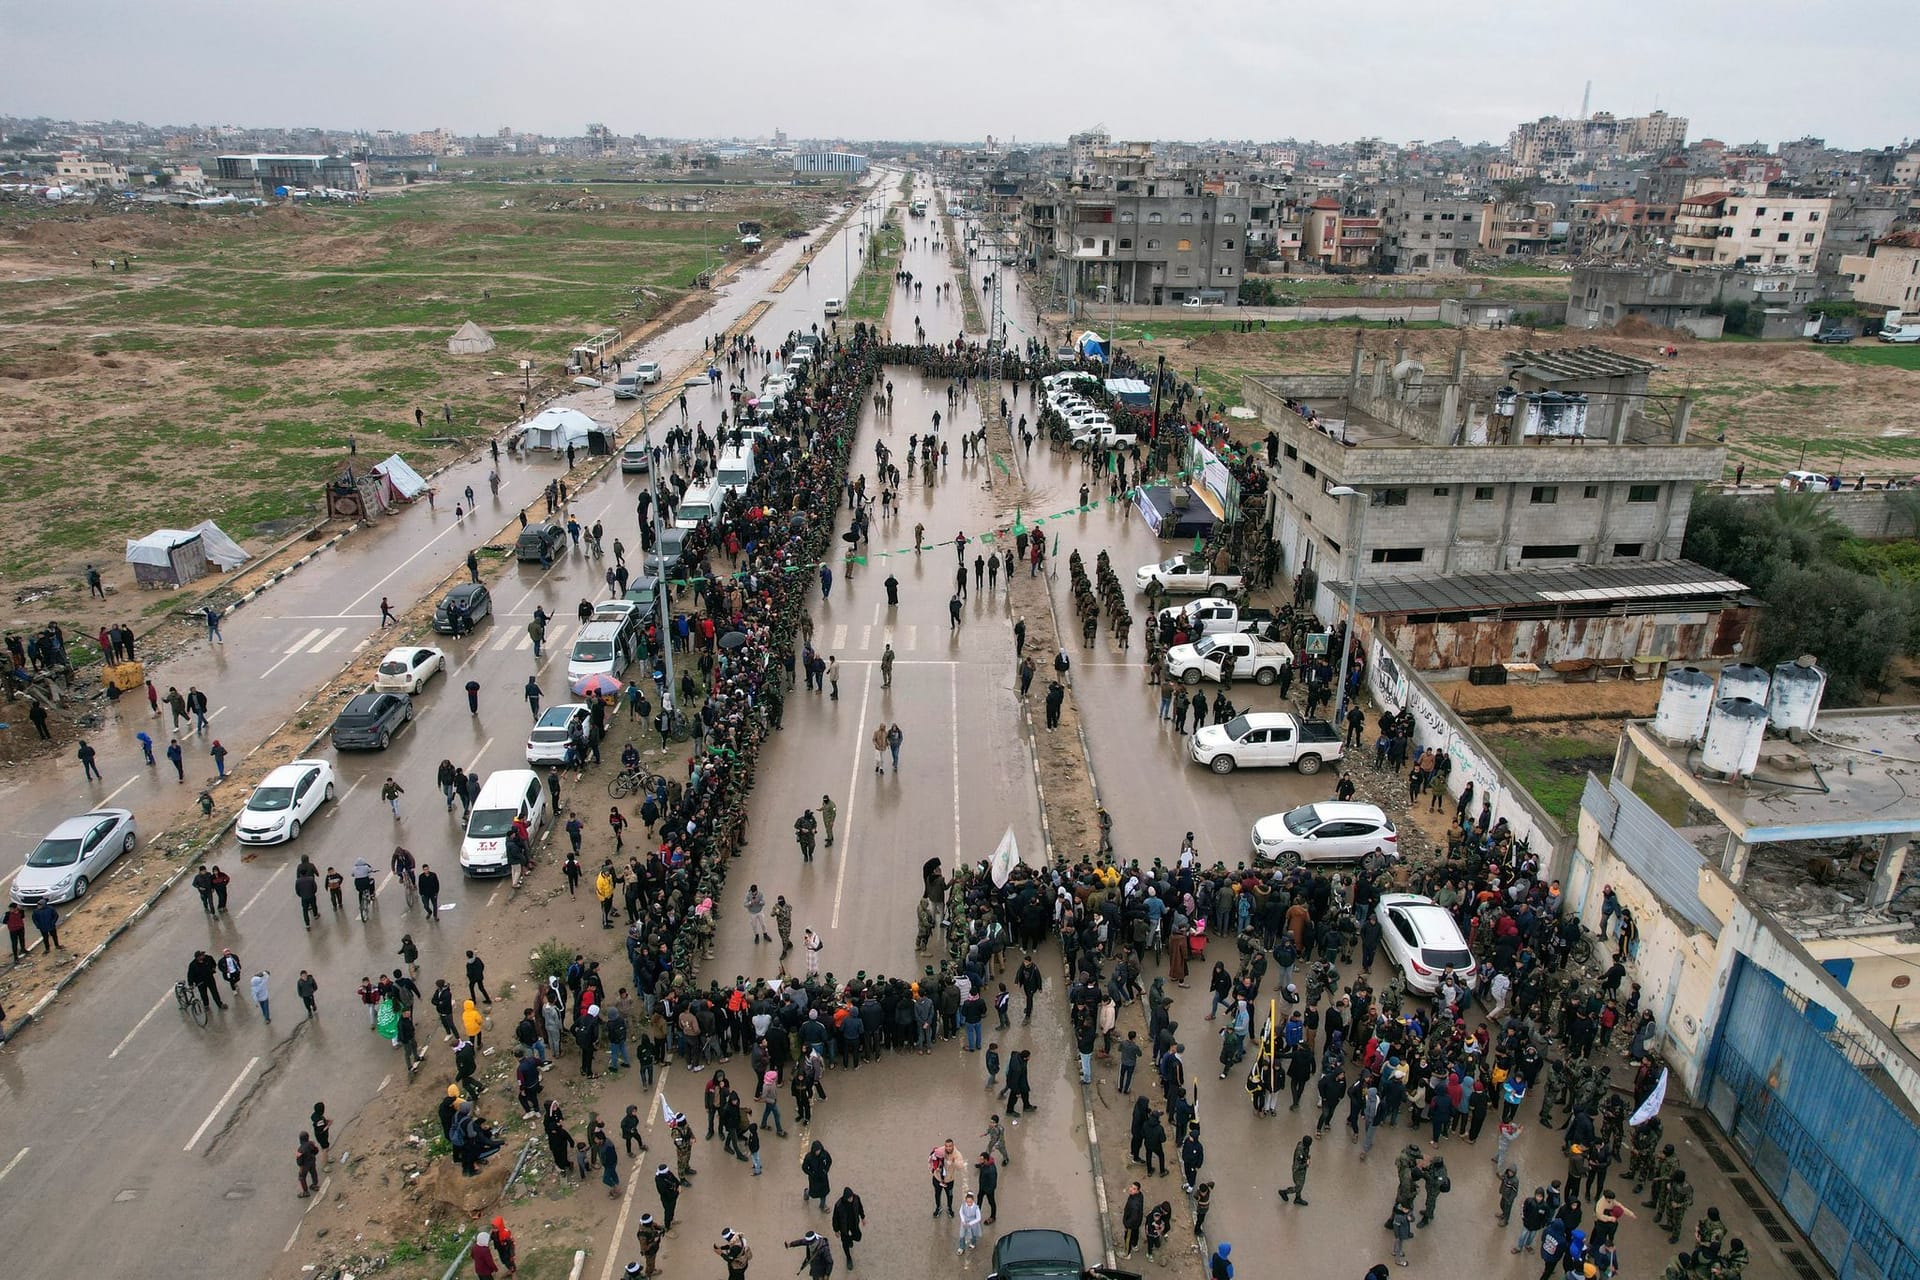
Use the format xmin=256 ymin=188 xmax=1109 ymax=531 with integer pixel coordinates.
xmin=1609 ymin=315 xmax=1685 ymax=341
xmin=0 ymin=346 xmax=87 ymax=382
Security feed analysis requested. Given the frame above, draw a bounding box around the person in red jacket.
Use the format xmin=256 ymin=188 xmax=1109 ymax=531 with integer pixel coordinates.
xmin=470 ymin=1231 xmax=499 ymax=1278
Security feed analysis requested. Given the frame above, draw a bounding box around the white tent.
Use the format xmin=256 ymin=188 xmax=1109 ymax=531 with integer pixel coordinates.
xmin=372 ymin=453 xmax=428 ymax=500
xmin=188 ymin=520 xmax=251 ymax=569
xmin=517 ymin=406 xmax=602 ymax=453
xmin=126 ymin=529 xmax=209 ymax=588
xmin=446 ymin=321 xmax=496 ymax=355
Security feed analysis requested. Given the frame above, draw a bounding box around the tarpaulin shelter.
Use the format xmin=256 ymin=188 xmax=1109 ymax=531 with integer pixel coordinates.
xmin=517 ymin=407 xmax=610 ymax=455
xmin=372 ymin=453 xmax=428 ymax=502
xmin=188 ymin=520 xmax=251 ymax=569
xmin=1076 ymin=331 xmax=1109 ymax=362
xmin=446 ymin=321 xmax=496 ymax=355
xmin=126 ymin=529 xmax=209 ymax=588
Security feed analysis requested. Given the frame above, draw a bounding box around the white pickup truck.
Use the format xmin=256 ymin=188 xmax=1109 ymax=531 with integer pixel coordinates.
xmin=1188 ymin=711 xmax=1344 ymax=776
xmin=1166 ymin=633 xmax=1296 ymax=685
xmin=1135 ymin=555 xmax=1243 ymax=596
xmin=1157 ymin=600 xmax=1279 ymax=638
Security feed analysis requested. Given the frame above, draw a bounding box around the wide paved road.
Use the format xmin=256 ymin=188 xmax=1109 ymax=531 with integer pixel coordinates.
xmin=0 ymin=174 xmax=887 ymax=1280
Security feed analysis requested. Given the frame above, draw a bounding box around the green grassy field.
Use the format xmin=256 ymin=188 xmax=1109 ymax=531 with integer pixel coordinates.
xmin=0 ymin=181 xmax=827 ymax=581
xmin=1820 ymin=343 xmax=1920 ymax=371
xmin=846 ymin=223 xmax=903 ymax=326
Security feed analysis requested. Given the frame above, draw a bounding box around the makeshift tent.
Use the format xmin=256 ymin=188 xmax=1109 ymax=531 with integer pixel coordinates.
xmin=1076 ymin=331 xmax=1108 ymax=362
xmin=126 ymin=529 xmax=209 ymax=588
xmin=446 ymin=321 xmax=496 ymax=355
xmin=373 ymin=454 xmax=428 ymax=501
xmin=188 ymin=520 xmax=251 ymax=569
xmin=517 ymin=407 xmax=608 ymax=454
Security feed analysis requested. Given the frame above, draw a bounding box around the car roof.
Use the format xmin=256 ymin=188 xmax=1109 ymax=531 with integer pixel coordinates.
xmin=993 ymin=1228 xmax=1085 ymax=1271
xmin=45 ymin=809 xmax=130 ymax=839
xmin=342 ymin=691 xmax=389 ymax=713
xmin=259 ymin=760 xmax=324 ymax=786
xmin=381 ymin=645 xmax=433 ymax=661
xmin=536 ymin=703 xmax=585 ymax=726
xmin=1292 ymin=801 xmax=1387 ymax=824
xmin=447 ymin=582 xmax=487 ymax=601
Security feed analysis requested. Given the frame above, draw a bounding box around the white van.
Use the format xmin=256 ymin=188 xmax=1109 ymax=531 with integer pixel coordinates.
xmin=715 ymin=445 xmax=757 ymax=499
xmin=823 ymin=298 xmax=843 ymax=317
xmin=459 ymin=769 xmax=548 ymax=877
xmin=673 ymin=483 xmax=716 ymax=530
xmin=567 ymin=617 xmax=641 ymax=684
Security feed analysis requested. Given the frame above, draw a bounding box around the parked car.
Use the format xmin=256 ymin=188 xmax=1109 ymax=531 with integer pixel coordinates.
xmin=620 ymin=438 xmax=652 ymax=474
xmin=1186 ymin=711 xmax=1343 ymax=775
xmin=516 ymin=522 xmax=567 ymax=565
xmin=1778 ymin=470 xmax=1832 ymax=492
xmin=634 ymin=360 xmax=663 ymax=384
xmin=527 ymin=703 xmax=597 ymax=765
xmin=1811 ymin=327 xmax=1855 ymax=344
xmin=987 ymin=1228 xmax=1138 ymax=1280
xmin=460 ymin=769 xmax=549 ymax=877
xmin=432 ymin=583 xmax=492 ymax=634
xmin=374 ymin=645 xmax=446 ymax=694
xmin=823 ymin=298 xmax=844 ymax=317
xmin=622 ymin=574 xmax=662 ymax=622
xmin=1135 ymin=556 xmax=1243 ymax=596
xmin=329 ymin=690 xmax=414 ymax=750
xmin=1376 ymin=892 xmax=1478 ymax=994
xmin=236 ymin=760 xmax=336 ymax=845
xmin=1251 ymin=801 xmax=1397 ymax=867
xmin=11 ymin=809 xmax=137 ymax=906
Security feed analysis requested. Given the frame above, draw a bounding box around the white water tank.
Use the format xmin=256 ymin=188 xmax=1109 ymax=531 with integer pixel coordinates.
xmin=1702 ymin=697 xmax=1769 ymax=777
xmin=1652 ymin=667 xmax=1715 ymax=744
xmin=1717 ymin=662 xmax=1772 ymax=708
xmin=1766 ymin=656 xmax=1827 ymax=734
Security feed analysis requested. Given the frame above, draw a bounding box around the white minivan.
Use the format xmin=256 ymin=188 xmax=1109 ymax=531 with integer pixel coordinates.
xmin=459 ymin=769 xmax=549 ymax=877
xmin=823 ymin=298 xmax=843 ymax=317
xmin=715 ymin=445 xmax=757 ymax=498
xmin=673 ymin=483 xmax=716 ymax=530
xmin=567 ymin=617 xmax=641 ymax=684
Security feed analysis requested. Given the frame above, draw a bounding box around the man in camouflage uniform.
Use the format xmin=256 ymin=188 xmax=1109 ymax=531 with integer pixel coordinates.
xmin=1645 ymin=1143 xmax=1680 ymax=1212
xmin=1538 ymin=1059 xmax=1570 ymax=1128
xmin=1657 ymin=1168 xmax=1695 ymax=1243
xmin=916 ymin=897 xmax=936 ymax=952
xmin=1386 ymin=1146 xmax=1423 ymax=1228
xmin=1417 ymin=1154 xmax=1451 ymax=1227
xmin=1629 ymin=1118 xmax=1664 ymax=1192
xmin=672 ymin=1114 xmax=698 ymax=1179
xmin=1693 ymin=1206 xmax=1728 ymax=1258
xmin=773 ymin=896 xmax=794 ymax=954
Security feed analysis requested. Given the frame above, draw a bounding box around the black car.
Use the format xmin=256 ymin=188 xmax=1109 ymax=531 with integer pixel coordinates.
xmin=623 ymin=574 xmax=662 ymax=624
xmin=433 ymin=582 xmax=492 ymax=634
xmin=989 ymin=1230 xmax=1138 ymax=1280
xmin=516 ymin=522 xmax=567 ymax=565
xmin=329 ymin=690 xmax=413 ymax=750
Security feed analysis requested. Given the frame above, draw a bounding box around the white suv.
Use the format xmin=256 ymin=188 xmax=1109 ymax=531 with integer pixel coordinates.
xmin=1251 ymin=802 xmax=1396 ymax=867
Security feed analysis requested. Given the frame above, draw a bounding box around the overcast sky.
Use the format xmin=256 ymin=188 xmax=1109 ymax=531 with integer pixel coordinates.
xmin=5 ymin=0 xmax=1917 ymax=150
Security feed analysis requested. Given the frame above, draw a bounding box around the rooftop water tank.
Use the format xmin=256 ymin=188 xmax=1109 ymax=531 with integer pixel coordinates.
xmin=1766 ymin=656 xmax=1826 ymax=734
xmin=1652 ymin=667 xmax=1715 ymax=744
xmin=1717 ymin=662 xmax=1772 ymax=708
xmin=1701 ymin=697 xmax=1769 ymax=778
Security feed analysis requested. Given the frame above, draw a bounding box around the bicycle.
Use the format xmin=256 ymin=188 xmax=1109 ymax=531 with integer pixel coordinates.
xmin=357 ymin=879 xmax=376 ymax=922
xmin=175 ymin=980 xmax=208 ymax=1027
xmin=398 ymin=872 xmax=418 ymax=911
xmin=608 ymin=767 xmax=666 ymax=799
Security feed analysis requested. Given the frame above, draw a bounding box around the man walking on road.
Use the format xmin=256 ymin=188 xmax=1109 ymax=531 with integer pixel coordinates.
xmin=419 ymin=864 xmax=442 ymax=920
xmin=382 ymin=777 xmax=405 ymax=819
xmin=380 ymin=597 xmax=397 ymax=628
xmin=466 ymin=679 xmax=481 ymax=714
xmin=525 ymin=677 xmax=543 ymax=719
xmin=165 ymin=738 xmax=185 ymax=783
xmin=467 ymin=950 xmax=493 ymax=1004
xmin=203 ymin=605 xmax=223 ymax=643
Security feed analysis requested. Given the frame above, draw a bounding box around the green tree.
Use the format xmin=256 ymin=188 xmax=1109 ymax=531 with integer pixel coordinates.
xmin=1758 ymin=565 xmax=1910 ymax=702
xmin=1683 ymin=491 xmax=1845 ymax=590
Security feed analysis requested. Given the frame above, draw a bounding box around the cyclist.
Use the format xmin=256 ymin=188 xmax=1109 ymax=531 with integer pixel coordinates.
xmin=620 ymin=742 xmax=641 ymax=776
xmin=391 ymin=846 xmax=418 ymax=902
xmin=352 ymin=857 xmax=376 ymax=910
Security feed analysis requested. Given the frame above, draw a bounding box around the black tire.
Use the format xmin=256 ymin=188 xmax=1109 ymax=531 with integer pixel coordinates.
xmin=1182 ymin=669 xmax=1202 ymax=686
xmin=1209 ymin=584 xmax=1229 ymax=598
xmin=1209 ymin=754 xmax=1237 ymax=775
xmin=288 ymin=819 xmax=302 ymax=841
xmin=376 ymin=730 xmax=390 ymax=751
xmin=324 ymin=782 xmax=336 ymax=801
xmin=190 ymin=991 xmax=209 ymax=1027
xmin=1278 ymin=850 xmax=1301 ymax=870
xmin=1254 ymin=668 xmax=1278 ymax=686
xmin=73 ymin=876 xmax=91 ymax=899
xmin=1295 ymin=754 xmax=1322 ymax=776
xmin=122 ymin=832 xmax=137 ymax=854
xmin=608 ymin=775 xmax=634 ymax=800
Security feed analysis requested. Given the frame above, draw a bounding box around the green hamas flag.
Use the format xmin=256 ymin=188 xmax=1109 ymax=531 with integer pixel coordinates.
xmin=1011 ymin=507 xmax=1025 ymax=535
xmin=1192 ymin=535 xmax=1204 ymax=555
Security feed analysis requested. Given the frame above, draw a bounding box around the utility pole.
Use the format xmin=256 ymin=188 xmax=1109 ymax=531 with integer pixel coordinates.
xmin=642 ymin=436 xmax=678 ymax=714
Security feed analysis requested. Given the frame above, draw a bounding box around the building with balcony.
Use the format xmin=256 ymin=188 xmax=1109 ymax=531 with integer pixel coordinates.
xmin=1480 ymin=199 xmax=1561 ymax=258
xmin=1838 ymin=230 xmax=1920 ymax=310
xmin=1666 ymin=189 xmax=1830 ymax=271
xmin=1377 ymin=188 xmax=1483 ymax=273
xmin=1299 ymin=197 xmax=1380 ymax=269
xmin=1026 ymin=186 xmax=1251 ymax=306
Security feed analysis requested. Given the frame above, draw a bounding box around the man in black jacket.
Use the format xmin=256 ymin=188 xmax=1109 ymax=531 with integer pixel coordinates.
xmin=187 ymin=949 xmax=224 ymax=1010
xmin=830 ymin=1188 xmax=866 ymax=1268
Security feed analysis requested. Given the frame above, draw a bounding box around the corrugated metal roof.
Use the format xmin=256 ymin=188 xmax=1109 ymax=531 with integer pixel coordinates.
xmin=1583 ymin=774 xmax=1722 ymax=939
xmin=1333 ymin=559 xmax=1749 ymax=616
xmin=1502 ymin=346 xmax=1658 ymax=382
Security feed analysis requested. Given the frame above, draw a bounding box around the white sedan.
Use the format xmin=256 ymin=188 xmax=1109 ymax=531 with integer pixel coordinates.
xmin=374 ymin=645 xmax=447 ymax=694
xmin=236 ymin=760 xmax=337 ymax=845
xmin=11 ymin=809 xmax=138 ymax=906
xmin=1376 ymin=893 xmax=1479 ymax=994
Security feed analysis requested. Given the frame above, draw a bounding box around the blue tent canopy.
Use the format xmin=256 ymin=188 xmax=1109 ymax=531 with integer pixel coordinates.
xmin=1076 ymin=331 xmax=1108 ymax=362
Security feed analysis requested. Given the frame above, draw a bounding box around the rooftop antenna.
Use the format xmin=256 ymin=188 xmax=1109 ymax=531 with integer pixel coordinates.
xmin=1581 ymin=80 xmax=1592 ymax=120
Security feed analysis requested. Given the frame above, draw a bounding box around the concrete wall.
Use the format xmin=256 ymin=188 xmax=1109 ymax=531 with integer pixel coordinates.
xmin=1723 ymin=487 xmax=1919 ymax=539
xmin=1367 ymin=637 xmax=1570 ymax=873
xmin=1437 ymin=298 xmax=1569 ymax=327
xmin=1800 ymin=936 xmax=1920 ymax=1032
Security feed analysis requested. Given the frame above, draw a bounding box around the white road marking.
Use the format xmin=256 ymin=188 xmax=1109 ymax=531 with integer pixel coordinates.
xmin=0 ymin=867 xmax=18 ymax=889
xmin=237 ymin=864 xmax=289 ymax=917
xmin=183 ymin=1056 xmax=259 ymax=1151
xmin=859 ymin=625 xmax=871 ymax=650
xmin=0 ymin=1148 xmax=27 ymax=1183
xmin=465 ymin=739 xmax=495 ymax=772
xmin=832 ymin=624 xmax=848 ymax=648
xmin=306 ymin=626 xmax=348 ymax=654
xmin=103 ymin=775 xmax=141 ymax=805
xmin=210 ymin=705 xmax=227 ymax=720
xmin=830 ymin=663 xmax=874 ymax=931
xmin=110 ymin=988 xmax=172 ymax=1058
xmin=257 ymin=630 xmax=323 ymax=681
xmin=338 ymin=507 xmax=481 ymax=612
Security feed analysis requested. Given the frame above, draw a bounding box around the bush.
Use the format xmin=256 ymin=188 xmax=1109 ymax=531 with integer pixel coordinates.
xmin=1759 ymin=565 xmax=1910 ymax=702
xmin=530 ymin=938 xmax=572 ymax=983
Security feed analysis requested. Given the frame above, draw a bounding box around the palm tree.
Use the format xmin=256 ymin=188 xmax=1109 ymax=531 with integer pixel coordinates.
xmin=1768 ymin=490 xmax=1848 ymax=558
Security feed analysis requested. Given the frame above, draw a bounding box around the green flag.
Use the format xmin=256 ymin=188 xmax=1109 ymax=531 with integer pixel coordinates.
xmin=1011 ymin=507 xmax=1025 ymax=535
xmin=1192 ymin=535 xmax=1204 ymax=556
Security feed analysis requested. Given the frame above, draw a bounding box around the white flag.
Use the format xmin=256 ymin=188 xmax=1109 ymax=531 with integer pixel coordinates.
xmin=989 ymin=827 xmax=1022 ymax=888
xmin=660 ymin=1095 xmax=682 ymax=1127
xmin=1629 ymin=1068 xmax=1668 ymax=1127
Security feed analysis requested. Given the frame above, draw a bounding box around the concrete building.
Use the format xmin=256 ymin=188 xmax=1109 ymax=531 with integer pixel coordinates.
xmin=54 ymin=152 xmax=127 ymax=189
xmin=1570 ymin=688 xmax=1920 ymax=1280
xmin=1509 ymin=110 xmax=1688 ymax=170
xmin=1568 ymin=197 xmax=1673 ymax=261
xmin=1377 ymin=188 xmax=1483 ymax=273
xmin=791 ymin=151 xmax=869 ymax=175
xmin=1244 ymin=337 xmax=1725 ymax=640
xmin=214 ymin=153 xmax=366 ymax=194
xmin=1667 ymin=188 xmax=1831 ymax=270
xmin=1568 ymin=263 xmax=1823 ymax=337
xmin=1028 ymin=185 xmax=1251 ymax=306
xmin=1299 ymin=197 xmax=1381 ymax=269
xmin=1839 ymin=230 xmax=1920 ymax=310
xmin=1479 ymin=199 xmax=1560 ymax=257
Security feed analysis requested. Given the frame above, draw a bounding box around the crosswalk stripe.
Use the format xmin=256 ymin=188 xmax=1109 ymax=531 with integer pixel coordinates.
xmin=833 ymin=624 xmax=848 ymax=649
xmin=492 ymin=628 xmax=517 ymax=652
xmin=309 ymin=626 xmax=349 ymax=653
xmin=284 ymin=627 xmax=322 ymax=656
xmin=859 ymin=625 xmax=871 ymax=650
xmin=906 ymin=624 xmax=916 ymax=650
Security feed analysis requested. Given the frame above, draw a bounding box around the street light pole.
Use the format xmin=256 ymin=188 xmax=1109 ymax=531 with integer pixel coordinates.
xmin=642 ymin=439 xmax=677 ymax=712
xmin=1327 ymin=485 xmax=1369 ymax=730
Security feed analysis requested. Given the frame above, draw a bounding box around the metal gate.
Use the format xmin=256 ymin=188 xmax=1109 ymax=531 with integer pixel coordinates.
xmin=1704 ymin=957 xmax=1920 ymax=1280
